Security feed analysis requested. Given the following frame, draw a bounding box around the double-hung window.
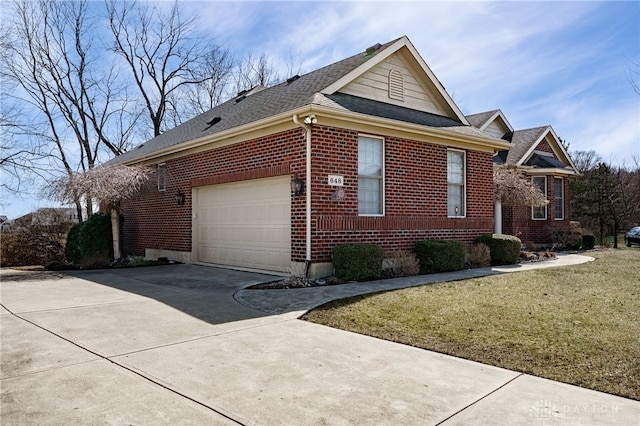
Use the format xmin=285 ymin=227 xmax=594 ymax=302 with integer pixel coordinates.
xmin=554 ymin=177 xmax=564 ymax=220
xmin=358 ymin=135 xmax=384 ymax=215
xmin=532 ymin=176 xmax=547 ymax=220
xmin=447 ymin=150 xmax=465 ymax=217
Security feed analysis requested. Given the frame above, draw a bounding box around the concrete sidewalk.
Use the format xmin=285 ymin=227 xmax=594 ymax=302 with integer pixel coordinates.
xmin=1 ymin=255 xmax=639 ymax=425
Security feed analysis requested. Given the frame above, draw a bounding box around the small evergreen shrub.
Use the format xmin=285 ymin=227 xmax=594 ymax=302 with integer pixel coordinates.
xmin=65 ymin=223 xmax=83 ymax=264
xmin=65 ymin=213 xmax=113 ymax=264
xmin=582 ymin=235 xmax=595 ymax=250
xmin=475 ymin=234 xmax=522 ymax=265
xmin=414 ymin=240 xmax=465 ymax=273
xmin=332 ymin=243 xmax=383 ymax=281
xmin=466 ymin=243 xmax=491 ymax=268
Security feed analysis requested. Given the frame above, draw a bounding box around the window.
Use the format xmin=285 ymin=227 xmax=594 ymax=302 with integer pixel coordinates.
xmin=157 ymin=163 xmax=166 ymax=191
xmin=358 ymin=135 xmax=384 ymax=215
xmin=554 ymin=177 xmax=564 ymax=220
xmin=532 ymin=176 xmax=547 ymax=220
xmin=447 ymin=150 xmax=465 ymax=217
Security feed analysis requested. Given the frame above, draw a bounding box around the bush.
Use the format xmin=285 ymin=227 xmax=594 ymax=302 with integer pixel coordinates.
xmin=65 ymin=213 xmax=113 ymax=264
xmin=414 ymin=240 xmax=465 ymax=273
xmin=582 ymin=235 xmax=596 ymax=250
xmin=332 ymin=243 xmax=383 ymax=281
xmin=553 ymin=228 xmax=582 ymax=250
xmin=65 ymin=223 xmax=83 ymax=264
xmin=385 ymin=250 xmax=420 ymax=277
xmin=466 ymin=243 xmax=491 ymax=268
xmin=475 ymin=234 xmax=522 ymax=265
xmin=1 ymin=223 xmax=71 ymax=267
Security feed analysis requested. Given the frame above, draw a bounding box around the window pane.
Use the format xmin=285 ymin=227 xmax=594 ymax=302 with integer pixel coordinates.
xmin=448 ymin=184 xmax=464 ymax=216
xmin=447 ymin=151 xmax=464 ymax=184
xmin=358 ymin=137 xmax=382 ymax=176
xmin=358 ymin=177 xmax=382 ymax=215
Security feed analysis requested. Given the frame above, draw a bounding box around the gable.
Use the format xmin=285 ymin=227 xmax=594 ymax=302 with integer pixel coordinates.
xmin=518 ymin=128 xmax=578 ymax=174
xmin=338 ymin=52 xmax=449 ymax=117
xmin=484 ymin=120 xmax=511 ymax=139
xmin=466 ymin=110 xmax=513 ymax=139
xmin=321 ymin=37 xmax=468 ymax=124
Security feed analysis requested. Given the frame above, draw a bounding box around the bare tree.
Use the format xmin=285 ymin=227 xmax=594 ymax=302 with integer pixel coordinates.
xmin=1 ymin=0 xmax=136 ymax=220
xmin=51 ymin=164 xmax=152 ymax=260
xmin=234 ymin=52 xmax=280 ymax=93
xmin=494 ymin=166 xmax=548 ymax=207
xmin=571 ymin=150 xmax=602 ymax=174
xmin=107 ymin=0 xmax=225 ymax=136
xmin=627 ymin=60 xmax=640 ymax=96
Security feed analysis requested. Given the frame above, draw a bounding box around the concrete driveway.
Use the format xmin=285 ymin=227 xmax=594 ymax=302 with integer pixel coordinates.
xmin=1 ymin=260 xmax=639 ymax=425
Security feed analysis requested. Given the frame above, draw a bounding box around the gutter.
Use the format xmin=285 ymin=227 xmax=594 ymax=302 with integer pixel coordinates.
xmin=292 ymin=114 xmax=316 ymax=277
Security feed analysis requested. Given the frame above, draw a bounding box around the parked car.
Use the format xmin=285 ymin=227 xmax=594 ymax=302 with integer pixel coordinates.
xmin=625 ymin=226 xmax=640 ymax=247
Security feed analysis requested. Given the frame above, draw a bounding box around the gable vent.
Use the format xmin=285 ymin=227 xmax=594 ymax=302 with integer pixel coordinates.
xmin=388 ymin=69 xmax=404 ymax=101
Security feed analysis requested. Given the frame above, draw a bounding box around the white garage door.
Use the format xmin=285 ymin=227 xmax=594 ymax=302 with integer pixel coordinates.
xmin=196 ymin=176 xmax=291 ymax=272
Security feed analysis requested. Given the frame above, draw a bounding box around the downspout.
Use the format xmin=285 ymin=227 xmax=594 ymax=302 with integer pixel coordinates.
xmin=293 ymin=114 xmax=315 ymax=276
xmin=494 ymin=200 xmax=502 ymax=234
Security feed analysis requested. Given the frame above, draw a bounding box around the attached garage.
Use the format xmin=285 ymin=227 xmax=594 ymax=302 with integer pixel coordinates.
xmin=194 ymin=176 xmax=291 ymax=273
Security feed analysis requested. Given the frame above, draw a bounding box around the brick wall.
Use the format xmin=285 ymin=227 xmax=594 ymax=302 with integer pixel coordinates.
xmin=122 ymin=124 xmax=496 ymax=263
xmin=502 ymin=176 xmax=571 ymax=244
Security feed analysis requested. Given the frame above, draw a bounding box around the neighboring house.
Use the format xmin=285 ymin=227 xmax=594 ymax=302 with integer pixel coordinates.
xmin=467 ymin=110 xmax=580 ymax=244
xmin=111 ymin=36 xmax=513 ymax=277
xmin=12 ymin=208 xmax=80 ymax=230
xmin=0 ymin=215 xmax=11 ymax=232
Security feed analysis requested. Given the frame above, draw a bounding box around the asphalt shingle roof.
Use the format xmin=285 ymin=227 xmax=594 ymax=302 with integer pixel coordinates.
xmin=110 ymin=37 xmax=503 ymax=165
xmin=465 ymin=110 xmax=499 ymax=128
xmin=505 ymin=126 xmax=550 ymax=165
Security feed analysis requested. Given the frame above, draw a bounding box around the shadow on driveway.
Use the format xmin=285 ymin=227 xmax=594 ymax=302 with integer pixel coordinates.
xmin=1 ymin=264 xmax=281 ymax=327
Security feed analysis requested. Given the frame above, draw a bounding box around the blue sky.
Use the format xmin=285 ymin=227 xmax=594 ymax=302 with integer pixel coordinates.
xmin=2 ymin=0 xmax=639 ymax=219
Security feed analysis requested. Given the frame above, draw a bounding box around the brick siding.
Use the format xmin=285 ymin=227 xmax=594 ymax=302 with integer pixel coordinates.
xmin=122 ymin=124 xmax=496 ymax=263
xmin=502 ymin=176 xmax=571 ymax=244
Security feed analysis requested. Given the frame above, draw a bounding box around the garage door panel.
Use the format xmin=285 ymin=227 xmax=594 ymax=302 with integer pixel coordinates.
xmin=196 ymin=176 xmax=291 ymax=272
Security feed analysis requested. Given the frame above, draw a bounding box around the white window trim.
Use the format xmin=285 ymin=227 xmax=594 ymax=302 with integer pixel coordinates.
xmin=554 ymin=177 xmax=564 ymax=220
xmin=447 ymin=149 xmax=466 ymax=218
xmin=531 ymin=176 xmax=547 ymax=220
xmin=157 ymin=163 xmax=166 ymax=192
xmin=358 ymin=134 xmax=385 ymax=217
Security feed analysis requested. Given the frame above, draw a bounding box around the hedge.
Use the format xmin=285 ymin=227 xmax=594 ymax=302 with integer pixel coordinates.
xmin=332 ymin=243 xmax=383 ymax=281
xmin=475 ymin=234 xmax=522 ymax=265
xmin=414 ymin=240 xmax=465 ymax=273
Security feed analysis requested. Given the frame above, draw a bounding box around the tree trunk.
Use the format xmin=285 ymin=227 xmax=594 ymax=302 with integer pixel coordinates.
xmin=110 ymin=208 xmax=121 ymax=261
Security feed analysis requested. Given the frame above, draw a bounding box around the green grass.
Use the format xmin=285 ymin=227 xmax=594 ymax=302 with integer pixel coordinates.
xmin=303 ymin=249 xmax=640 ymax=400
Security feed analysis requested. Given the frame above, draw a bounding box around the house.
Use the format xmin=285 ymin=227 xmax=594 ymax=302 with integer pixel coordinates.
xmin=12 ymin=208 xmax=80 ymax=230
xmin=112 ymin=36 xmax=513 ymax=277
xmin=0 ymin=215 xmax=11 ymax=232
xmin=467 ymin=110 xmax=580 ymax=244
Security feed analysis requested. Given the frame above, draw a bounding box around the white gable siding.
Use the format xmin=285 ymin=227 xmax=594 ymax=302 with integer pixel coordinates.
xmin=338 ymin=55 xmax=447 ymax=116
xmin=484 ymin=120 xmax=509 ymax=139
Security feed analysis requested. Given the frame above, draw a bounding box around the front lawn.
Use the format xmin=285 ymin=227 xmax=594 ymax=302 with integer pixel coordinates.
xmin=303 ymin=249 xmax=640 ymax=400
